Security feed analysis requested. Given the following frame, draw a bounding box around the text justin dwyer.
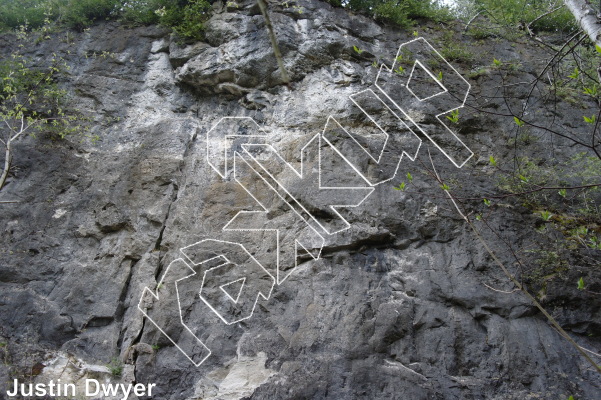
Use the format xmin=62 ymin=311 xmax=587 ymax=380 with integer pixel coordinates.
xmin=6 ymin=378 xmax=156 ymax=399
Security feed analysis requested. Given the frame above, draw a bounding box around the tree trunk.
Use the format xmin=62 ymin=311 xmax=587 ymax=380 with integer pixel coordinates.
xmin=0 ymin=141 xmax=12 ymax=190
xmin=564 ymin=0 xmax=601 ymax=46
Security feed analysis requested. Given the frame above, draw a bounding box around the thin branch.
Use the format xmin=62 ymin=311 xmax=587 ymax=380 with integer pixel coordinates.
xmin=464 ymin=10 xmax=485 ymax=31
xmin=423 ymin=152 xmax=601 ymax=375
xmin=527 ymin=5 xmax=564 ymax=33
xmin=468 ymin=215 xmax=601 ymax=374
xmin=483 ymin=283 xmax=520 ymax=294
xmin=257 ymin=0 xmax=290 ymax=85
xmin=452 ymin=183 xmax=601 ymax=201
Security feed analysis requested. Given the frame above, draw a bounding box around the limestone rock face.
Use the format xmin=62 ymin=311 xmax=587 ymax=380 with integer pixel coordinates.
xmin=0 ymin=1 xmax=600 ymax=400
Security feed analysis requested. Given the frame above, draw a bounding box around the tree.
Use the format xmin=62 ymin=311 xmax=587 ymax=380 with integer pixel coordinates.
xmin=0 ymin=26 xmax=84 ymax=191
xmin=564 ymin=0 xmax=601 ymax=47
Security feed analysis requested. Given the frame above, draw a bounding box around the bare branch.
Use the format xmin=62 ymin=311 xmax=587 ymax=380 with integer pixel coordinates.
xmin=257 ymin=0 xmax=290 ymax=85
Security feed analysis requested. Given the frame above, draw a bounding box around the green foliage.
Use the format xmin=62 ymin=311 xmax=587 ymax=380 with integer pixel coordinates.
xmin=467 ymin=66 xmax=490 ymax=79
xmin=439 ymin=41 xmax=474 ymax=64
xmin=107 ymin=358 xmax=123 ymax=377
xmin=583 ymin=84 xmax=599 ymax=98
xmin=0 ymin=0 xmax=122 ymax=31
xmin=53 ymin=0 xmax=121 ymax=30
xmin=568 ymin=67 xmax=579 ymax=80
xmin=0 ymin=0 xmax=211 ymax=41
xmin=587 ymin=236 xmax=601 ymax=250
xmin=495 ymin=154 xmax=601 ymax=252
xmin=513 ymin=116 xmax=525 ymax=127
xmin=583 ymin=115 xmax=596 ymax=124
xmin=353 ymin=45 xmax=364 ymax=54
xmin=393 ymin=172 xmax=414 ymax=191
xmin=393 ymin=182 xmax=406 ymax=191
xmin=539 ymin=210 xmax=553 ymax=221
xmin=471 ymin=0 xmax=576 ymax=33
xmin=524 ymin=248 xmax=568 ymax=296
xmin=446 ymin=109 xmax=459 ymax=124
xmin=345 ymin=0 xmax=451 ymax=28
xmin=0 ymin=33 xmax=81 ymax=140
xmin=0 ymin=1 xmax=48 ymax=31
xmin=0 ymin=25 xmax=91 ymax=190
xmin=577 ymin=277 xmax=585 ymax=290
xmin=168 ymin=0 xmax=210 ymax=41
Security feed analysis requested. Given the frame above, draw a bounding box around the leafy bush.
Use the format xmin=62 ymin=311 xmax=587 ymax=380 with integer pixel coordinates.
xmin=471 ymin=0 xmax=577 ymax=33
xmin=51 ymin=0 xmax=121 ymax=30
xmin=0 ymin=27 xmax=89 ymax=189
xmin=158 ymin=0 xmax=210 ymax=41
xmin=0 ymin=0 xmax=211 ymax=40
xmin=0 ymin=0 xmax=49 ymax=31
xmin=341 ymin=0 xmax=451 ymax=28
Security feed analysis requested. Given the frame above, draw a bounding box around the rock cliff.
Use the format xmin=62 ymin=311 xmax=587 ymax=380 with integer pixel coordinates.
xmin=0 ymin=1 xmax=600 ymax=399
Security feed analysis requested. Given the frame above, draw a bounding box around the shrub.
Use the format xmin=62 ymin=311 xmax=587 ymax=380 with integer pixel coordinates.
xmin=0 ymin=0 xmax=211 ymax=39
xmin=471 ymin=0 xmax=577 ymax=33
xmin=51 ymin=0 xmax=121 ymax=30
xmin=0 ymin=0 xmax=49 ymax=31
xmin=345 ymin=0 xmax=451 ymax=28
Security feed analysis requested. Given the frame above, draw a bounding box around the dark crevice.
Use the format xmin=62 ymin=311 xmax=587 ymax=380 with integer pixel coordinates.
xmin=115 ymin=257 xmax=140 ymax=351
xmin=133 ymin=125 xmax=197 ymax=359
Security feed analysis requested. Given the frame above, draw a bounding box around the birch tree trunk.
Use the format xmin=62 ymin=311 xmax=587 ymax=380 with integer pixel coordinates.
xmin=564 ymin=0 xmax=601 ymax=46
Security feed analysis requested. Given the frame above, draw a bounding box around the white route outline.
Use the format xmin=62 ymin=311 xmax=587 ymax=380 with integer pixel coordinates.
xmin=139 ymin=36 xmax=475 ymax=366
xmin=375 ymin=37 xmax=474 ymax=168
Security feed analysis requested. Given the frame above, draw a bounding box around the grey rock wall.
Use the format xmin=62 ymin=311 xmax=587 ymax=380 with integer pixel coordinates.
xmin=0 ymin=1 xmax=599 ymax=399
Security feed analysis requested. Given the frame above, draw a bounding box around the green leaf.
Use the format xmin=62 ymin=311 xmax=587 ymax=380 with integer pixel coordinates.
xmin=583 ymin=115 xmax=596 ymax=124
xmin=489 ymin=155 xmax=497 ymax=167
xmin=437 ymin=71 xmax=443 ymax=81
xmin=446 ymin=109 xmax=459 ymax=123
xmin=492 ymin=58 xmax=501 ymax=66
xmin=475 ymin=214 xmax=482 ymax=221
xmin=483 ymin=198 xmax=491 ymax=206
xmin=596 ymin=44 xmax=601 ymax=54
xmin=558 ymin=188 xmax=566 ymax=198
xmin=395 ymin=66 xmax=405 ymax=75
xmin=353 ymin=45 xmax=364 ymax=54
xmin=584 ymin=85 xmax=599 ymax=96
xmin=407 ymin=172 xmax=413 ymax=182
xmin=539 ymin=210 xmax=553 ymax=221
xmin=440 ymin=183 xmax=450 ymax=191
xmin=567 ymin=67 xmax=579 ymax=79
xmin=393 ymin=182 xmax=406 ymax=191
xmin=577 ymin=277 xmax=585 ymax=290
xmin=513 ymin=116 xmax=524 ymax=127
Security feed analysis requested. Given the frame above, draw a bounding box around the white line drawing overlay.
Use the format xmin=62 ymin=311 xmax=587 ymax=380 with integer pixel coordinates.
xmin=138 ymin=37 xmax=473 ymax=366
